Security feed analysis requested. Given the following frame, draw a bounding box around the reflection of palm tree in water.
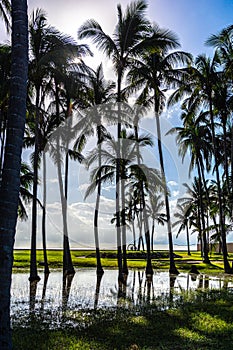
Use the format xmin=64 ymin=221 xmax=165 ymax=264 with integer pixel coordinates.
xmin=62 ymin=273 xmax=75 ymax=310
xmin=146 ymin=276 xmax=153 ymax=305
xmin=137 ymin=271 xmax=144 ymax=305
xmin=169 ymin=275 xmax=177 ymax=307
xmin=117 ymin=274 xmax=128 ymax=305
xmin=29 ymin=280 xmax=38 ymax=316
xmin=40 ymin=273 xmax=50 ymax=314
xmin=94 ymin=273 xmax=104 ymax=309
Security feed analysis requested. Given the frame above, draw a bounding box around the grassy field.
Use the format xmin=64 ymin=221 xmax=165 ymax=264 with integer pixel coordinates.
xmin=12 ymin=289 xmax=233 ymax=349
xmin=13 ymin=249 xmax=233 ymax=274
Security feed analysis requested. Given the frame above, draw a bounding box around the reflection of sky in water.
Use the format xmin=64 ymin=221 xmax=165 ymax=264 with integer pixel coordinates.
xmin=11 ymin=269 xmax=233 ymax=324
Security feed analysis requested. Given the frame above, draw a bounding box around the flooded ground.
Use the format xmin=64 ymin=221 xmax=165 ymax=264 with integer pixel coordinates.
xmin=11 ymin=268 xmax=233 ymax=319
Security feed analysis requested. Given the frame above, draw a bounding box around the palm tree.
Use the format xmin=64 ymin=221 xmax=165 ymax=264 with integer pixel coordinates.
xmin=206 ymin=26 xmax=233 ymax=201
xmin=78 ymin=0 xmax=156 ymax=278
xmin=85 ymin=130 xmax=161 ymax=276
xmin=175 ymin=53 xmax=231 ymax=273
xmin=147 ymin=193 xmax=166 ymax=252
xmin=129 ymin=162 xmax=163 ymax=275
xmin=167 ymin=109 xmax=211 ymax=263
xmin=28 ymin=8 xmax=54 ymax=282
xmin=173 ymin=203 xmax=192 ymax=255
xmin=28 ymin=8 xmax=90 ymax=280
xmin=179 ymin=179 xmax=211 ymax=258
xmin=0 ymin=1 xmax=28 ymax=348
xmin=127 ymin=26 xmax=191 ymax=274
xmin=74 ymin=63 xmax=115 ymax=275
xmin=85 ymin=133 xmax=138 ymax=276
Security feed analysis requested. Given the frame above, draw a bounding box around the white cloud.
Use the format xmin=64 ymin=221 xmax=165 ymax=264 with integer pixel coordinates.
xmin=172 ymin=190 xmax=179 ymax=198
xmin=168 ymin=180 xmax=178 ymax=187
xmin=78 ymin=183 xmax=90 ymax=192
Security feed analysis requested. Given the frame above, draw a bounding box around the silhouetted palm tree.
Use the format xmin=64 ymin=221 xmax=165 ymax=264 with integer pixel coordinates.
xmin=78 ymin=0 xmax=157 ymax=279
xmin=127 ymin=25 xmax=191 ymax=274
xmin=174 ymin=53 xmax=231 ymax=273
xmin=167 ymin=109 xmax=211 ymax=263
xmin=0 ymin=1 xmax=28 ymax=348
xmin=74 ymin=63 xmax=115 ymax=275
xmin=173 ymin=203 xmax=192 ymax=256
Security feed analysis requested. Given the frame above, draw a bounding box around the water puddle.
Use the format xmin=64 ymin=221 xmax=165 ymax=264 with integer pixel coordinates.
xmin=11 ymin=268 xmax=233 ymax=327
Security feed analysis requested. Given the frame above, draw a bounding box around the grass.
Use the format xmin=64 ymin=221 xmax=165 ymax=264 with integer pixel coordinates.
xmin=13 ymin=249 xmax=233 ymax=274
xmin=12 ymin=289 xmax=233 ymax=349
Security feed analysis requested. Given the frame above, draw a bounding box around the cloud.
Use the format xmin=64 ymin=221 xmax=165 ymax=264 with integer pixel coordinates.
xmin=168 ymin=180 xmax=178 ymax=187
xmin=48 ymin=178 xmax=58 ymax=184
xmin=172 ymin=190 xmax=179 ymax=198
xmin=78 ymin=183 xmax=90 ymax=192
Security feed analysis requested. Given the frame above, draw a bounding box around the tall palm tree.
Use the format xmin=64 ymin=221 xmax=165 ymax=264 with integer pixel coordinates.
xmin=206 ymin=26 xmax=233 ymax=201
xmin=174 ymin=53 xmax=231 ymax=273
xmin=173 ymin=203 xmax=192 ymax=255
xmin=127 ymin=26 xmax=191 ymax=274
xmin=28 ymin=8 xmax=55 ymax=282
xmin=28 ymin=8 xmax=90 ymax=280
xmin=179 ymin=179 xmax=211 ymax=258
xmin=75 ymin=63 xmax=115 ymax=275
xmin=167 ymin=109 xmax=211 ymax=263
xmin=147 ymin=192 xmax=166 ymax=252
xmin=78 ymin=0 xmax=156 ymax=278
xmin=0 ymin=1 xmax=28 ymax=348
xmin=85 ymin=130 xmax=161 ymax=276
xmin=85 ymin=133 xmax=138 ymax=276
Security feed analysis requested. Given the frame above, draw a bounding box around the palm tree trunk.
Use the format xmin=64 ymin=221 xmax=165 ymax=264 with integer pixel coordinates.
xmin=209 ymin=99 xmax=231 ymax=273
xmin=0 ymin=1 xmax=28 ymax=348
xmin=137 ymin=211 xmax=145 ymax=251
xmin=222 ymin=120 xmax=231 ymax=194
xmin=186 ymin=225 xmax=191 ymax=256
xmin=151 ymin=220 xmax=155 ymax=252
xmin=54 ymin=82 xmax=74 ymax=276
xmin=116 ymin=73 xmax=123 ymax=281
xmin=94 ymin=180 xmax=104 ymax=275
xmin=154 ymin=105 xmax=178 ymax=275
xmin=199 ymin=157 xmax=219 ymax=239
xmin=231 ymin=125 xmax=233 ymax=214
xmin=0 ymin=114 xmax=6 ymax=176
xmin=121 ymin=176 xmax=128 ymax=274
xmin=134 ymin=124 xmax=152 ymax=274
xmin=29 ymin=87 xmax=40 ymax=282
xmin=197 ymin=161 xmax=209 ymax=263
xmin=63 ymin=151 xmax=75 ymax=275
xmin=132 ymin=219 xmax=137 ymax=250
xmin=42 ymin=151 xmax=49 ymax=274
xmin=94 ymin=131 xmax=104 ymax=275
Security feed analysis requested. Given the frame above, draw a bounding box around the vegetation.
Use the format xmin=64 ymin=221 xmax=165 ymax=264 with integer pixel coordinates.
xmin=12 ymin=249 xmax=233 ymax=274
xmin=1 ymin=0 xmax=233 ymax=348
xmin=12 ymin=289 xmax=233 ymax=349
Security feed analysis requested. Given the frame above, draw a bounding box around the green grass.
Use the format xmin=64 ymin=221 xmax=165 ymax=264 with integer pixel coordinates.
xmin=13 ymin=249 xmax=233 ymax=274
xmin=12 ymin=289 xmax=233 ymax=349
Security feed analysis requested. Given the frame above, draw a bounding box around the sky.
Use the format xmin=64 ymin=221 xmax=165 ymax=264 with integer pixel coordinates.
xmin=2 ymin=0 xmax=232 ymax=249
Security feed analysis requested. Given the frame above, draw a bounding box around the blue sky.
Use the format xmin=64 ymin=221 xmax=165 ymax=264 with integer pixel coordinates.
xmin=25 ymin=0 xmax=233 ymax=58
xmin=2 ymin=0 xmax=231 ymax=248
